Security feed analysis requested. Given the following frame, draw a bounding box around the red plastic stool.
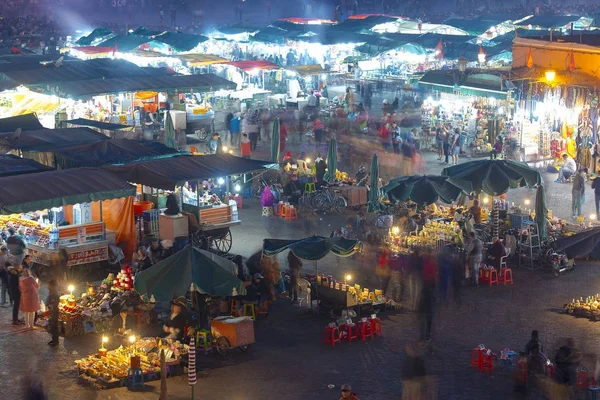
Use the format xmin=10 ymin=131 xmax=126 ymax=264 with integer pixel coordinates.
xmin=489 ymin=269 xmax=499 ymax=286
xmin=545 ymin=363 xmax=555 ymax=378
xmin=370 ymin=318 xmax=382 ymax=336
xmin=481 ymin=353 xmax=497 ymax=375
xmin=502 ymin=268 xmax=513 ymax=285
xmin=340 ymin=323 xmax=358 ymax=343
xmin=577 ymin=368 xmax=596 ymax=390
xmin=358 ymin=321 xmax=373 ymax=341
xmin=323 ymin=325 xmax=341 ymax=347
xmin=515 ymin=360 xmax=528 ymax=383
xmin=471 ymin=348 xmax=484 ymax=370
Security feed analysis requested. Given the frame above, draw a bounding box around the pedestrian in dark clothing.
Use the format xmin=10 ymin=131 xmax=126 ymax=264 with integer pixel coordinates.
xmin=592 ymin=176 xmax=600 ymax=215
xmin=46 ymin=279 xmax=59 ymax=346
xmin=554 ymin=338 xmax=580 ymax=384
xmin=442 ymin=126 xmax=451 ymax=164
xmin=525 ymin=329 xmax=544 ymax=355
xmin=418 ymin=286 xmax=434 ymax=341
xmin=315 ymin=154 xmax=327 ymax=184
xmin=8 ymin=264 xmax=23 ymax=324
xmin=451 ymin=256 xmax=463 ymax=307
xmin=437 ymin=248 xmax=451 ymax=301
xmin=287 ymin=251 xmax=302 ymax=303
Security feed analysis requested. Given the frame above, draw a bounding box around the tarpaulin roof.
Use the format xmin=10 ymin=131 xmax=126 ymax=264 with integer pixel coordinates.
xmin=518 ymin=15 xmax=581 ymax=29
xmin=1 ymin=58 xmax=166 ymax=85
xmin=0 ymin=154 xmax=53 ymax=177
xmin=0 ymin=127 xmax=107 ymax=151
xmin=150 ymin=32 xmax=208 ymax=52
xmin=292 ymin=64 xmax=326 ymax=76
xmin=223 ymin=60 xmax=281 ymax=71
xmin=0 ymin=113 xmax=44 ymax=132
xmin=263 ymin=236 xmax=360 ymax=260
xmin=0 ymin=167 xmax=136 ymax=214
xmin=0 ymin=55 xmax=77 ymax=73
xmin=29 ymin=73 xmax=235 ymax=99
xmin=97 ymin=35 xmax=149 ymax=52
xmin=65 ymin=118 xmax=129 ymax=131
xmin=418 ymin=70 xmax=510 ymax=99
xmin=70 ymin=46 xmax=114 ymax=54
xmin=443 ymin=18 xmax=510 ymax=35
xmin=53 ymin=139 xmax=180 ymax=167
xmin=215 ymin=23 xmax=261 ymax=35
xmin=103 ymin=154 xmax=277 ymax=190
xmin=178 ymin=54 xmax=229 ymax=67
xmin=75 ymin=27 xmax=113 ymax=46
xmin=131 ymin=26 xmax=163 ymax=37
xmin=134 ymin=246 xmax=246 ymax=300
xmin=551 ymin=227 xmax=600 ymax=259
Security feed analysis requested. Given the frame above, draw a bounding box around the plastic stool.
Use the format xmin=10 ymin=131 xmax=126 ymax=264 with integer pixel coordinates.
xmin=275 ymin=202 xmax=284 ymax=217
xmin=489 ymin=269 xmax=499 ymax=286
xmin=471 ymin=348 xmax=484 ymax=370
xmin=242 ymin=303 xmax=256 ymax=320
xmin=370 ymin=317 xmax=382 ymax=336
xmin=481 ymin=353 xmax=497 ymax=375
xmin=127 ymin=368 xmax=144 ymax=390
xmin=502 ymin=268 xmax=513 ymax=285
xmin=587 ymin=386 xmax=600 ymax=400
xmin=280 ymin=205 xmax=290 ymax=219
xmin=284 ymin=205 xmax=298 ymax=220
xmin=578 ymin=368 xmax=590 ymax=390
xmin=358 ymin=320 xmax=373 ymax=341
xmin=230 ymin=300 xmax=240 ymax=317
xmin=323 ymin=325 xmax=341 ymax=347
xmin=515 ymin=360 xmax=528 ymax=383
xmin=340 ymin=323 xmax=358 ymax=343
xmin=196 ymin=329 xmax=212 ymax=353
xmin=262 ymin=206 xmax=274 ymax=217
xmin=305 ymin=183 xmax=316 ymax=193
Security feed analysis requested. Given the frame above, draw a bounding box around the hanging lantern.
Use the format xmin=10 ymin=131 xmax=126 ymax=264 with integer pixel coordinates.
xmin=526 ymin=46 xmax=534 ymax=68
xmin=478 ymin=46 xmax=486 ymax=64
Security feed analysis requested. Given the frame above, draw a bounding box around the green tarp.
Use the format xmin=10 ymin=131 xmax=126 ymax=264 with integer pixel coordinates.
xmin=0 ymin=167 xmax=135 ymax=214
xmin=442 ymin=159 xmax=542 ymax=196
xmin=134 ymin=246 xmax=246 ymax=301
xmin=262 ymin=236 xmax=360 ymax=260
xmin=75 ymin=27 xmax=113 ymax=46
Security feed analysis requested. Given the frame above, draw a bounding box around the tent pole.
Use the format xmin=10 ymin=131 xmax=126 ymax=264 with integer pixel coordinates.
xmin=314 ymin=260 xmax=319 ymax=311
xmin=99 ymin=200 xmax=103 ymax=222
xmin=197 ymin=180 xmax=200 ymax=206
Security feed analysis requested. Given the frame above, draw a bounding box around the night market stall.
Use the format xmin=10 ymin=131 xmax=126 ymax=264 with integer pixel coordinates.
xmin=0 ymin=167 xmax=136 ymax=275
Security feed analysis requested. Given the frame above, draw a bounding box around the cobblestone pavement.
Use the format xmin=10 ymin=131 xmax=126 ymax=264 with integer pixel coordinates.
xmin=2 ymin=139 xmax=600 ymax=399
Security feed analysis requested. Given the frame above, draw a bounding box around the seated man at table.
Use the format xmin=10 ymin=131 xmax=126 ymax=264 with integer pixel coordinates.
xmin=487 ymin=236 xmax=506 ymax=269
xmin=283 ymin=174 xmax=303 ymax=206
xmin=163 ymin=297 xmax=189 ymax=342
xmin=111 ymin=306 xmax=135 ymax=338
xmin=147 ymin=238 xmax=165 ymax=264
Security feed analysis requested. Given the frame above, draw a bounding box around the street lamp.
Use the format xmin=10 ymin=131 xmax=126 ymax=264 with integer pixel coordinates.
xmin=458 ymin=56 xmax=467 ymax=73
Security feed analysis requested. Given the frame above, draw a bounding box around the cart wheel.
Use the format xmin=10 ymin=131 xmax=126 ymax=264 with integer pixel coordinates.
xmin=215 ymin=336 xmax=231 ymax=356
xmin=196 ymin=129 xmax=209 ymax=141
xmin=332 ymin=196 xmax=347 ymax=214
xmin=239 ymin=344 xmax=251 ymax=352
xmin=213 ymin=230 xmax=232 ymax=254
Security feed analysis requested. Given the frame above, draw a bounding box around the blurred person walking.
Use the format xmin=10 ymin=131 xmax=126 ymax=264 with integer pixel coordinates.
xmin=46 ymin=280 xmax=59 ymax=347
xmin=418 ymin=285 xmax=434 ymax=341
xmin=19 ymin=268 xmax=39 ymax=329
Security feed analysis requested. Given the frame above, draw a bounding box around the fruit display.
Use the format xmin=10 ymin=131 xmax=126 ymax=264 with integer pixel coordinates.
xmin=112 ymin=266 xmax=135 ymax=291
xmin=0 ymin=215 xmax=51 ymax=246
xmin=563 ymin=295 xmax=600 ymax=321
xmin=75 ymin=337 xmax=188 ymax=388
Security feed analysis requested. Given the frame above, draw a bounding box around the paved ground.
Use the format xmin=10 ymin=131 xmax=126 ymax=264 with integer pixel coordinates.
xmin=4 ymin=109 xmax=600 ymax=399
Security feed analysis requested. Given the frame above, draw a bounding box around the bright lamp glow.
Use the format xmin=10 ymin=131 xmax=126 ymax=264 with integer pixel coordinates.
xmin=222 ymin=146 xmax=228 ymax=152
xmin=545 ymin=70 xmax=556 ymax=82
xmin=129 ymin=335 xmax=136 ymax=344
xmin=235 ymin=184 xmax=241 ymax=192
xmin=217 ymin=177 xmax=225 ymax=185
xmin=305 ymin=158 xmax=311 ymax=164
xmin=591 ymin=214 xmax=597 ymax=221
xmin=102 ymin=336 xmax=109 ymax=344
xmin=483 ymin=197 xmax=489 ymax=204
xmin=345 ymin=274 xmax=352 ymax=281
xmin=524 ymin=199 xmax=531 ymax=206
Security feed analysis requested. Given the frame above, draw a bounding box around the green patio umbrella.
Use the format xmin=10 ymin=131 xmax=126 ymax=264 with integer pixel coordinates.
xmin=442 ymin=159 xmax=542 ymax=196
xmin=134 ymin=246 xmax=246 ymax=301
xmin=367 ymin=153 xmax=386 ymax=212
xmin=534 ymin=185 xmax=548 ymax=241
xmin=383 ymin=175 xmax=472 ymax=205
xmin=271 ymin=117 xmax=280 ymax=162
xmin=323 ymin=138 xmax=337 ymax=183
xmin=165 ymin=111 xmax=178 ymax=150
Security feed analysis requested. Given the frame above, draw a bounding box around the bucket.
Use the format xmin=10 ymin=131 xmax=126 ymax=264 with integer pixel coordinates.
xmin=133 ymin=201 xmax=154 ymax=216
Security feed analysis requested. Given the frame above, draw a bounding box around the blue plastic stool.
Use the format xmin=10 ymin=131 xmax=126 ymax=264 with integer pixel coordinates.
xmin=127 ymin=368 xmax=144 ymax=391
xmin=588 ymin=386 xmax=600 ymax=400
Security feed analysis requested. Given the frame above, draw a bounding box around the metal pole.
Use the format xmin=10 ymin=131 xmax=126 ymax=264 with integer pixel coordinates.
xmin=314 ymin=260 xmax=319 ymax=310
xmin=99 ymin=200 xmax=103 ymax=222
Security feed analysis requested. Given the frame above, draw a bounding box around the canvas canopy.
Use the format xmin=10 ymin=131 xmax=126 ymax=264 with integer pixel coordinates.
xmin=65 ymin=118 xmax=129 ymax=131
xmin=0 ymin=154 xmax=53 ymax=177
xmin=263 ymin=236 xmax=360 ymax=260
xmin=134 ymin=246 xmax=246 ymax=301
xmin=0 ymin=127 xmax=107 ymax=152
xmin=53 ymin=139 xmax=180 ymax=168
xmin=0 ymin=167 xmax=135 ymax=214
xmin=103 ymin=154 xmax=276 ymax=190
xmin=0 ymin=113 xmax=44 ymax=132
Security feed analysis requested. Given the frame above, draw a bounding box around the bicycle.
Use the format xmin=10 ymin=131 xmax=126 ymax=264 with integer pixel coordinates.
xmin=312 ymin=186 xmax=347 ymax=214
